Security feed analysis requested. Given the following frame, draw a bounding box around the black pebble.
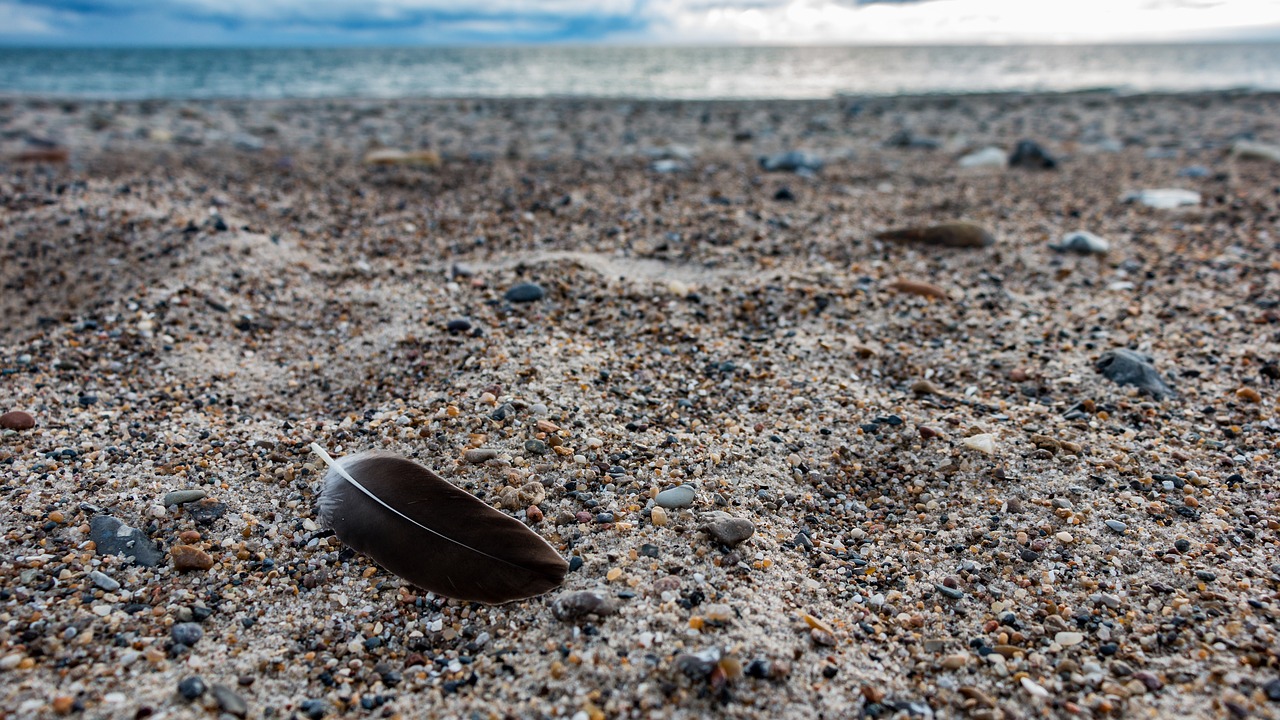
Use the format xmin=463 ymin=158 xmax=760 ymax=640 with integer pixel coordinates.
xmin=773 ymin=186 xmax=796 ymax=202
xmin=504 ymin=282 xmax=545 ymax=303
xmin=177 ymin=676 xmax=206 ymax=701
xmin=446 ymin=319 xmax=472 ymax=334
xmin=300 ymin=699 xmax=328 ymax=719
xmin=1008 ymin=139 xmax=1057 ymax=169
xmin=568 ymin=556 xmax=584 ymax=572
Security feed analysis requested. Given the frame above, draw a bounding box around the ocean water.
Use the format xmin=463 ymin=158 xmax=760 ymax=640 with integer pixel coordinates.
xmin=0 ymin=44 xmax=1277 ymax=100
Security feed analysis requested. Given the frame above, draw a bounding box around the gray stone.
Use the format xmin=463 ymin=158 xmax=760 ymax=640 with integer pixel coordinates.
xmin=88 ymin=570 xmax=120 ymax=592
xmin=1096 ymin=348 xmax=1174 ymax=399
xmin=654 ymin=485 xmax=696 ymax=509
xmin=551 ymin=590 xmax=617 ymax=622
xmin=463 ymin=448 xmax=498 ymax=464
xmin=171 ymin=622 xmax=203 ymax=646
xmin=89 ymin=516 xmax=162 ymax=567
xmin=758 ymin=151 xmax=823 ymax=173
xmin=210 ymin=684 xmax=248 ymax=718
xmin=1051 ymin=231 xmax=1110 ymax=255
xmin=162 ymin=489 xmax=207 ymax=507
xmin=1105 ymin=519 xmax=1128 ymax=534
xmin=504 ymin=282 xmax=545 ymax=303
xmin=701 ymin=513 xmax=755 ymax=547
xmin=935 ymin=583 xmax=965 ymax=600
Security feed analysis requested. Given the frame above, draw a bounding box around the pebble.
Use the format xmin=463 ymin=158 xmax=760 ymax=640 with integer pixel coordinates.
xmin=363 ymin=148 xmax=441 ymax=167
xmin=171 ymin=544 xmax=214 ymax=571
xmin=186 ymin=499 xmax=228 ymax=525
xmin=464 ymin=448 xmax=498 ymax=464
xmin=1055 ymin=631 xmax=1085 ymax=646
xmin=957 ymin=146 xmax=1007 ymax=168
xmin=962 ymin=433 xmax=996 ymax=455
xmin=935 ymin=583 xmax=965 ymax=600
xmin=654 ymin=485 xmax=696 ymax=509
xmin=1008 ymin=139 xmax=1057 ymax=169
xmin=171 ymin=623 xmax=203 ymax=647
xmin=177 ymin=676 xmax=207 ymax=701
xmin=162 ymin=489 xmax=207 ymax=507
xmin=876 ymin=222 xmax=995 ymax=248
xmin=445 ymin=318 xmax=472 ymax=334
xmin=650 ymin=506 xmax=669 ymax=526
xmin=210 ymin=684 xmax=248 ymax=718
xmin=1264 ymin=678 xmax=1280 ymax=702
xmin=1021 ymin=677 xmax=1050 ymax=698
xmin=674 ymin=648 xmax=722 ymax=678
xmin=1056 ymin=531 xmax=1074 ymax=544
xmin=0 ymin=410 xmax=35 ymax=430
xmin=552 ymin=591 xmax=616 ymax=622
xmin=700 ymin=514 xmax=755 ymax=547
xmin=504 ymin=282 xmax=546 ymax=303
xmin=88 ymin=570 xmax=120 ymax=592
xmin=1232 ymin=140 xmax=1280 ymax=164
xmin=1123 ymin=188 xmax=1200 ymax=209
xmin=89 ymin=516 xmax=163 ymax=567
xmin=1050 ymin=230 xmax=1109 ymax=254
xmin=888 ymin=279 xmax=948 ymax=300
xmin=911 ymin=379 xmax=940 ymax=396
xmin=1096 ymin=348 xmax=1174 ymax=398
xmin=758 ymin=150 xmax=823 ymax=173
xmin=941 ymin=653 xmax=969 ymax=669
xmin=1105 ymin=519 xmax=1128 ymax=534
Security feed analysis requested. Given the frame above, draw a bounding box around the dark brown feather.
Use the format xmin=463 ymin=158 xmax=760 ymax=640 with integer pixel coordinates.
xmin=314 ymin=447 xmax=567 ymax=604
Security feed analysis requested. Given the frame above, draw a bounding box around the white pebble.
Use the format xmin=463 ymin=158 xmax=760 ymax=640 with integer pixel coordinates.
xmin=963 ymin=433 xmax=997 ymax=455
xmin=1021 ymin=677 xmax=1049 ymax=698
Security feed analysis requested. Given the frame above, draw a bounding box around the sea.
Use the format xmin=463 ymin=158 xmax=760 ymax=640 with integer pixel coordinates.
xmin=0 ymin=44 xmax=1277 ymax=100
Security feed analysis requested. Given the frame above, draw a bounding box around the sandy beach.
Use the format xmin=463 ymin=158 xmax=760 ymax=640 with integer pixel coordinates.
xmin=2 ymin=89 xmax=1280 ymax=719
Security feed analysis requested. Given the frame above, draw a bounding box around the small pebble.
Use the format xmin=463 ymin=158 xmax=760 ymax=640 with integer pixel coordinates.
xmin=178 ymin=676 xmax=207 ymax=701
xmin=0 ymin=410 xmax=36 ymax=430
xmin=941 ymin=653 xmax=969 ymax=670
xmin=701 ymin=514 xmax=755 ymax=547
xmin=655 ymin=485 xmax=695 ymax=509
xmin=1055 ymin=631 xmax=1084 ymax=646
xmin=88 ymin=570 xmax=119 ymax=592
xmin=504 ymin=282 xmax=545 ymax=303
xmin=552 ymin=590 xmax=616 ymax=622
xmin=171 ymin=544 xmax=214 ymax=572
xmin=171 ymin=623 xmax=203 ymax=647
xmin=210 ymin=684 xmax=248 ymax=718
xmin=1105 ymin=519 xmax=1128 ymax=534
xmin=651 ymin=506 xmax=669 ymax=526
xmin=162 ymin=489 xmax=207 ymax=507
xmin=962 ymin=434 xmax=997 ymax=455
xmin=464 ymin=448 xmax=498 ymax=464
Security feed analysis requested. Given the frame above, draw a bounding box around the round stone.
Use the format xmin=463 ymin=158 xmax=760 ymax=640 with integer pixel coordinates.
xmin=655 ymin=485 xmax=696 ymax=509
xmin=0 ymin=411 xmax=35 ymax=430
xmin=1105 ymin=519 xmax=1128 ymax=534
xmin=1055 ymin=631 xmax=1085 ymax=646
xmin=504 ymin=282 xmax=545 ymax=303
xmin=171 ymin=623 xmax=204 ymax=647
xmin=178 ymin=676 xmax=207 ymax=701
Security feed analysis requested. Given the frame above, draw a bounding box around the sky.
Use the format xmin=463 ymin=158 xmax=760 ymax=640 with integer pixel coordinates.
xmin=1 ymin=0 xmax=1278 ymax=46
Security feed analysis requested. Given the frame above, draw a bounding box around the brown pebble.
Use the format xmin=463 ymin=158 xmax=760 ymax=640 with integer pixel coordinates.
xmin=171 ymin=544 xmax=214 ymax=571
xmin=1236 ymin=387 xmax=1261 ymax=403
xmin=1010 ymin=367 xmax=1031 ymax=382
xmin=919 ymin=426 xmax=942 ymax=440
xmin=888 ymin=279 xmax=948 ymax=300
xmin=15 ymin=148 xmax=69 ymax=164
xmin=876 ymin=222 xmax=995 ymax=248
xmin=911 ymin=380 xmax=941 ymax=396
xmin=48 ymin=510 xmax=66 ymax=524
xmin=0 ymin=411 xmax=36 ymax=430
xmin=51 ymin=696 xmax=74 ymax=715
xmin=179 ymin=530 xmax=202 ymax=543
xmin=526 ymin=505 xmax=543 ymax=523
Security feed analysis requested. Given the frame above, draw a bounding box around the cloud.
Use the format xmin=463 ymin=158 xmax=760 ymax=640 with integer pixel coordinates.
xmin=2 ymin=0 xmax=1276 ymax=44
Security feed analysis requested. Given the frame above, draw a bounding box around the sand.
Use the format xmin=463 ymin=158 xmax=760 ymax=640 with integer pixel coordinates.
xmin=2 ymin=89 xmax=1280 ymax=719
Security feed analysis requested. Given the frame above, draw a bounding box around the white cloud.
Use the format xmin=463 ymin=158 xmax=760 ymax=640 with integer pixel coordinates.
xmin=0 ymin=1 xmax=62 ymax=34
xmin=645 ymin=0 xmax=1280 ymax=43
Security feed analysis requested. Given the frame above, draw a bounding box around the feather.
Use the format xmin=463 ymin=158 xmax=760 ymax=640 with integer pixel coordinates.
xmin=311 ymin=443 xmax=567 ymax=604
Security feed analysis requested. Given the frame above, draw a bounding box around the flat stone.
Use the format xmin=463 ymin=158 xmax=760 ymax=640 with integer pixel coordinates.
xmin=504 ymin=282 xmax=545 ymax=303
xmin=210 ymin=684 xmax=248 ymax=718
xmin=88 ymin=570 xmax=120 ymax=592
xmin=1055 ymin=631 xmax=1085 ymax=646
xmin=962 ymin=433 xmax=997 ymax=455
xmin=758 ymin=150 xmax=823 ymax=173
xmin=876 ymin=222 xmax=994 ymax=248
xmin=551 ymin=590 xmax=617 ymax=622
xmin=1096 ymin=348 xmax=1174 ymax=398
xmin=958 ymin=146 xmax=1006 ymax=168
xmin=935 ymin=584 xmax=965 ymax=600
xmin=0 ymin=411 xmax=35 ymax=430
xmin=89 ymin=516 xmax=162 ymax=567
xmin=1051 ymin=231 xmax=1110 ymax=254
xmin=463 ymin=448 xmax=498 ymax=464
xmin=185 ymin=499 xmax=227 ymax=525
xmin=888 ymin=279 xmax=948 ymax=300
xmin=1009 ymin=139 xmax=1057 ymax=169
xmin=654 ymin=485 xmax=696 ymax=509
xmin=171 ymin=544 xmax=214 ymax=572
xmin=162 ymin=489 xmax=207 ymax=507
xmin=1123 ymin=188 xmax=1200 ymax=209
xmin=701 ymin=513 xmax=755 ymax=547
xmin=1106 ymin=519 xmax=1128 ymax=534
